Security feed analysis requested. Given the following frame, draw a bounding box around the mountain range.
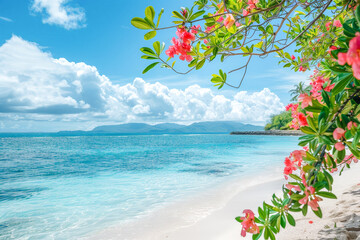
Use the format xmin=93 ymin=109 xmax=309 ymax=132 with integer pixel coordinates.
xmin=58 ymin=121 xmax=264 ymax=135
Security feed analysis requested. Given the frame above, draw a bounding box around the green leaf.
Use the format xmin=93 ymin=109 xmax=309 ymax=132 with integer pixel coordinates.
xmin=153 ymin=41 xmax=161 ymax=55
xmin=235 ymin=216 xmax=243 ymax=223
xmin=290 ymin=194 xmax=305 ymax=201
xmin=313 ymin=207 xmax=323 ymax=218
xmin=316 ymin=192 xmax=337 ymax=199
xmin=140 ymin=47 xmax=156 ymax=56
xmin=302 ymin=204 xmax=308 ymax=216
xmin=172 ymin=11 xmax=184 ymax=20
xmin=142 ymin=62 xmax=159 ymax=74
xmin=280 ymin=214 xmax=286 ymax=228
xmin=196 ymin=59 xmax=205 ymax=70
xmin=145 ymin=6 xmax=155 ymax=22
xmin=289 ymin=174 xmax=302 ymax=181
xmin=356 ymin=6 xmax=360 ymax=25
xmin=144 ymin=31 xmax=157 ymax=40
xmin=189 ymin=10 xmax=205 ymax=21
xmin=286 ymin=213 xmax=296 ymax=226
xmin=300 ymin=126 xmax=316 ymax=135
xmin=131 ymin=17 xmax=152 ymax=29
xmin=321 ymin=91 xmax=331 ymax=108
xmin=141 ymin=55 xmax=158 ymax=60
xmin=156 ymin=8 xmax=164 ymax=28
xmin=332 ymin=74 xmax=353 ymax=96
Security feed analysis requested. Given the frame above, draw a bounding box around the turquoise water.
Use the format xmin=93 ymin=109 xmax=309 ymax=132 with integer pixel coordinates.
xmin=0 ymin=134 xmax=299 ymax=239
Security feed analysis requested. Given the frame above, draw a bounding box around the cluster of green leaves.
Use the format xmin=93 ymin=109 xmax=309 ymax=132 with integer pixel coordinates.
xmin=131 ymin=6 xmax=164 ymax=40
xmin=234 ymin=11 xmax=360 ymax=239
xmin=132 ymin=0 xmax=350 ymax=88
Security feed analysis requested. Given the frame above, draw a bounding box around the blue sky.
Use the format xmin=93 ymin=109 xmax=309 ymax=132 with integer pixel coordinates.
xmin=0 ymin=0 xmax=308 ymax=132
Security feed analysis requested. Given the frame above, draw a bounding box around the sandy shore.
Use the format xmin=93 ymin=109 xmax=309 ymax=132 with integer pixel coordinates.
xmin=88 ymin=163 xmax=359 ymax=240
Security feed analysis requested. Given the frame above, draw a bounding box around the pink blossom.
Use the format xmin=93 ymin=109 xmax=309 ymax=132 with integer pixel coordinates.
xmin=335 ymin=142 xmax=345 ymax=151
xmin=337 ymin=34 xmax=360 ymax=79
xmin=235 ymin=22 xmax=241 ymax=27
xmin=333 ymin=20 xmax=342 ymax=28
xmin=298 ymin=93 xmax=312 ymax=108
xmin=291 ymin=55 xmax=296 ymax=60
xmin=242 ymin=9 xmax=249 ymax=16
xmin=240 ymin=209 xmax=259 ymax=237
xmin=203 ymin=39 xmax=209 ymax=44
xmin=286 ymin=184 xmax=301 ymax=192
xmin=216 ymin=16 xmax=224 ymax=22
xmin=224 ymin=14 xmax=235 ymax=29
xmin=298 ymin=113 xmax=308 ymax=127
xmin=333 ymin=128 xmax=345 ymax=140
xmin=338 ymin=52 xmax=347 ymax=65
xmin=190 ymin=25 xmax=201 ymax=34
xmin=325 ymin=21 xmax=332 ymax=30
xmin=347 ymin=121 xmax=357 ymax=129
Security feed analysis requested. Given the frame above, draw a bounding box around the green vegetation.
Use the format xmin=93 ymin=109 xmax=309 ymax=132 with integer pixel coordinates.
xmin=264 ymin=111 xmax=292 ymax=130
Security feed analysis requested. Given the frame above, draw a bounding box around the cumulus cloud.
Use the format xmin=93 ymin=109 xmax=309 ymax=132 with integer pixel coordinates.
xmin=0 ymin=36 xmax=284 ymax=131
xmin=31 ymin=0 xmax=86 ymax=29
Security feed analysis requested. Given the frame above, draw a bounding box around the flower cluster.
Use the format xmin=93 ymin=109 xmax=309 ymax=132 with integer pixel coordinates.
xmin=338 ymin=33 xmax=360 ymax=79
xmin=298 ymin=173 xmax=322 ymax=211
xmin=283 ymin=150 xmax=306 ymax=179
xmin=309 ymin=71 xmax=334 ymax=101
xmin=242 ymin=0 xmax=259 ymax=16
xmin=165 ymin=26 xmax=195 ymax=62
xmin=285 ymin=103 xmax=308 ymax=129
xmin=239 ymin=209 xmax=259 ymax=237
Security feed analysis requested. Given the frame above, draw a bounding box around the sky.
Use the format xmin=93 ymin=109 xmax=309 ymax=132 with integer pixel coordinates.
xmin=0 ymin=0 xmax=309 ymax=132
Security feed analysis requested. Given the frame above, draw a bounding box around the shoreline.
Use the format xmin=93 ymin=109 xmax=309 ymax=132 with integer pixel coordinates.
xmin=86 ymin=166 xmax=286 ymax=240
xmin=230 ymin=130 xmax=304 ymax=136
xmin=87 ymin=163 xmax=360 ymax=240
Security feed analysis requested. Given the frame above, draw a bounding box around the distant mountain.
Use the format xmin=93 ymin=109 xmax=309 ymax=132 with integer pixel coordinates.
xmin=89 ymin=121 xmax=263 ymax=134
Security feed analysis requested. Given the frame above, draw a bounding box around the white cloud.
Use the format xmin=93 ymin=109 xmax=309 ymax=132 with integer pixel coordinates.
xmin=31 ymin=0 xmax=86 ymax=29
xmin=0 ymin=36 xmax=285 ymax=131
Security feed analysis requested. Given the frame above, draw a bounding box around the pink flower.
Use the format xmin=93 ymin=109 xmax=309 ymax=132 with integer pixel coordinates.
xmin=286 ymin=184 xmax=301 ymax=192
xmin=298 ymin=93 xmax=312 ymax=108
xmin=240 ymin=209 xmax=259 ymax=237
xmin=328 ymin=45 xmax=338 ymax=54
xmin=298 ymin=113 xmax=308 ymax=127
xmin=338 ymin=52 xmax=348 ymax=65
xmin=224 ymin=14 xmax=235 ymax=29
xmin=333 ymin=20 xmax=342 ymax=28
xmin=216 ymin=16 xmax=224 ymax=22
xmin=180 ymin=9 xmax=187 ymax=17
xmin=347 ymin=121 xmax=357 ymax=129
xmin=291 ymin=55 xmax=296 ymax=60
xmin=337 ymin=34 xmax=360 ymax=79
xmin=309 ymin=221 xmax=313 ymax=224
xmin=284 ymin=157 xmax=297 ymax=176
xmin=203 ymin=39 xmax=209 ymax=44
xmin=190 ymin=25 xmax=201 ymax=34
xmin=325 ymin=21 xmax=332 ymax=30
xmin=309 ymin=198 xmax=320 ymax=211
xmin=235 ymin=22 xmax=241 ymax=27
xmin=205 ymin=25 xmax=215 ymax=33
xmin=242 ymin=9 xmax=249 ymax=16
xmin=299 ymin=66 xmax=306 ymax=72
xmin=333 ymin=128 xmax=345 ymax=140
xmin=335 ymin=142 xmax=345 ymax=151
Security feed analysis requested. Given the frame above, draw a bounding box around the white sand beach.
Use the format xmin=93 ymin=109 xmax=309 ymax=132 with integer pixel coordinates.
xmin=89 ymin=163 xmax=360 ymax=240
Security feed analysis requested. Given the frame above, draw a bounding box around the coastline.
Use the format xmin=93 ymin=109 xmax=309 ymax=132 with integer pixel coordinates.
xmin=86 ymin=165 xmax=287 ymax=240
xmin=230 ymin=130 xmax=304 ymax=136
xmin=87 ymin=162 xmax=360 ymax=240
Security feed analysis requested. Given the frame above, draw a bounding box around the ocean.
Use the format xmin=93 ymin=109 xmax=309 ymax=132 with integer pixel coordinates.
xmin=0 ymin=133 xmax=299 ymax=239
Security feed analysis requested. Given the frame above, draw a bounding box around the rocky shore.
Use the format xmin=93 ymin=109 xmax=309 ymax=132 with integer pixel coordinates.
xmin=230 ymin=130 xmax=304 ymax=136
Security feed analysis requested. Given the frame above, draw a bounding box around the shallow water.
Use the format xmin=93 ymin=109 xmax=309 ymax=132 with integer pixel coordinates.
xmin=0 ymin=134 xmax=299 ymax=239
